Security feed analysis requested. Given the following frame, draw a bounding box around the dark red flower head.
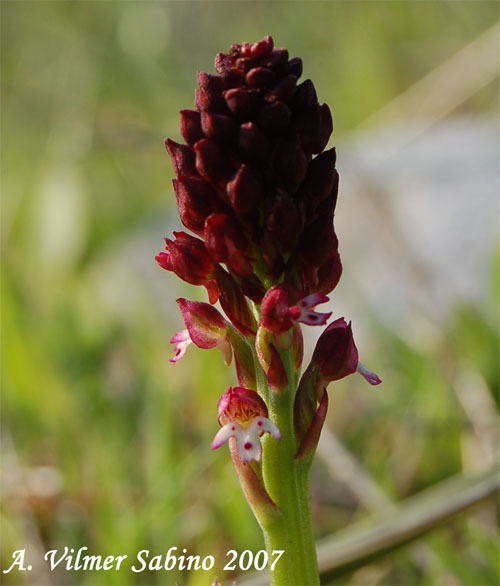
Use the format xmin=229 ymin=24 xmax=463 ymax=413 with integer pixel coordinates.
xmin=157 ymin=36 xmax=342 ymax=315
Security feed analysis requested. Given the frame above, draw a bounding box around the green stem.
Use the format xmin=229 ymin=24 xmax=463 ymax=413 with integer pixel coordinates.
xmin=259 ymin=349 xmax=320 ymax=586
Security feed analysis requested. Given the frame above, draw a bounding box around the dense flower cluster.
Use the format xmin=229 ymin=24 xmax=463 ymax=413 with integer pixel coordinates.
xmin=156 ymin=36 xmax=380 ymax=464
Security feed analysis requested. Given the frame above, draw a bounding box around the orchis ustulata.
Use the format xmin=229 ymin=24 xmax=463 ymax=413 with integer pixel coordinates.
xmin=156 ymin=36 xmax=381 ymax=586
xmin=211 ymin=386 xmax=281 ymax=462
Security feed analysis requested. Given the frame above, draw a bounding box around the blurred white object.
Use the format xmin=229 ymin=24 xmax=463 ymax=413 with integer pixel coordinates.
xmin=336 ymin=116 xmax=498 ymax=337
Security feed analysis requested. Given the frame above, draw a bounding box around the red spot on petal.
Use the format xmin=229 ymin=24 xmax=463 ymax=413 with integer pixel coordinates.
xmin=244 ymin=442 xmax=253 ymax=450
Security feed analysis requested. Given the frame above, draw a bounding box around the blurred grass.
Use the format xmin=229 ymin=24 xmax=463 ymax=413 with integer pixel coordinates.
xmin=1 ymin=2 xmax=499 ymax=585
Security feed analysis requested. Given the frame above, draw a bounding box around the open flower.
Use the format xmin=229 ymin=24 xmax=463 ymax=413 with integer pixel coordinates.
xmin=211 ymin=387 xmax=281 ymax=462
xmin=260 ymin=284 xmax=331 ymax=335
xmin=211 ymin=417 xmax=281 ymax=462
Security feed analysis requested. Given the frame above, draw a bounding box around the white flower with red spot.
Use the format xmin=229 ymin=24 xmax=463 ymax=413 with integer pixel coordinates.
xmin=211 ymin=416 xmax=281 ymax=462
xmin=287 ymin=292 xmax=332 ymax=326
xmin=211 ymin=386 xmax=281 ymax=462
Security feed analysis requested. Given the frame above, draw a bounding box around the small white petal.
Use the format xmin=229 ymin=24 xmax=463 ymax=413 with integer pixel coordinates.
xmin=250 ymin=417 xmax=282 ymax=440
xmin=169 ymin=329 xmax=192 ymax=364
xmin=212 ymin=417 xmax=281 ymax=462
xmin=235 ymin=428 xmax=262 ymax=462
xmin=211 ymin=422 xmax=241 ymax=450
xmin=297 ymin=292 xmax=329 ymax=310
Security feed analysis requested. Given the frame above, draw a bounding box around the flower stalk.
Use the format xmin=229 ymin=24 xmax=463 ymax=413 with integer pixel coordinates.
xmin=156 ymin=35 xmax=381 ymax=585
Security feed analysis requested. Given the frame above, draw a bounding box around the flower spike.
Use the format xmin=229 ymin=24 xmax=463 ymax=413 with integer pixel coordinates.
xmin=156 ymin=37 xmax=382 ymax=584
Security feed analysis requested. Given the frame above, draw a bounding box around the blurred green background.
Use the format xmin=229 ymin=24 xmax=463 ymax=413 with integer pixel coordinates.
xmin=1 ymin=2 xmax=499 ymax=585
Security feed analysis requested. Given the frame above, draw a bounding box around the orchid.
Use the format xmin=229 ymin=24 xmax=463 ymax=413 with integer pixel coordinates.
xmin=211 ymin=416 xmax=281 ymax=462
xmin=210 ymin=387 xmax=281 ymax=462
xmin=156 ymin=36 xmax=381 ymax=586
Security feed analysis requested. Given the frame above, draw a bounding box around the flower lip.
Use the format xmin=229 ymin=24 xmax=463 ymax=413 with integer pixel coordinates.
xmin=169 ymin=329 xmax=192 ymax=364
xmin=211 ymin=416 xmax=281 ymax=462
xmin=357 ymin=362 xmax=382 ymax=385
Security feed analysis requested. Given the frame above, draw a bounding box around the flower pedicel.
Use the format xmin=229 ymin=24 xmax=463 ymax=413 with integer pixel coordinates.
xmin=156 ymin=36 xmax=380 ymax=586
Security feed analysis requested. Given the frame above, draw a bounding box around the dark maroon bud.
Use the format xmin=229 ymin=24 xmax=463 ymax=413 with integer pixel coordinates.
xmin=293 ymin=104 xmax=321 ymax=154
xmin=240 ymin=275 xmax=265 ymax=304
xmin=180 ymin=110 xmax=205 ymax=147
xmin=257 ymin=101 xmax=291 ymax=133
xmin=224 ymin=88 xmax=261 ymax=120
xmin=236 ymin=57 xmax=259 ymax=72
xmin=291 ymin=79 xmax=318 ymax=110
xmin=156 ymin=231 xmax=218 ymax=294
xmin=265 ymin=75 xmax=297 ymax=103
xmin=316 ymin=252 xmax=342 ymax=296
xmin=246 ymin=66 xmax=276 ymax=89
xmin=286 ymin=57 xmax=303 ymax=78
xmin=320 ymin=104 xmax=334 ymax=147
xmin=201 ymin=111 xmax=237 ymax=144
xmin=204 ymin=213 xmax=252 ymax=278
xmin=312 ymin=184 xmax=339 ymax=222
xmin=227 ymin=164 xmax=263 ymax=213
xmin=215 ymin=52 xmax=228 ymax=74
xmin=302 ymin=263 xmax=319 ymax=294
xmin=215 ymin=267 xmax=257 ymax=335
xmin=262 ymin=48 xmax=289 ymax=70
xmin=174 ymin=176 xmax=227 ymax=235
xmin=165 ymin=139 xmax=198 ymax=177
xmin=260 ymin=285 xmax=293 ymax=335
xmin=274 ymin=137 xmax=307 ymax=195
xmin=197 ymin=71 xmax=225 ymax=92
xmin=310 ymin=103 xmax=333 ymax=154
xmin=204 ymin=213 xmax=247 ymax=259
xmin=265 ymin=191 xmax=300 ymax=252
xmin=300 ymin=217 xmax=338 ymax=266
xmin=311 ymin=318 xmax=358 ymax=382
xmin=223 ymin=67 xmax=246 ymax=87
xmin=245 ymin=35 xmax=274 ymax=59
xmin=238 ymin=122 xmax=271 ymax=162
xmin=194 ymin=138 xmax=231 ymax=185
xmin=298 ymin=148 xmax=336 ymax=204
xmin=261 ymin=230 xmax=285 ymax=279
xmin=284 ymin=253 xmax=307 ymax=293
xmin=195 ymin=88 xmax=230 ymax=115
